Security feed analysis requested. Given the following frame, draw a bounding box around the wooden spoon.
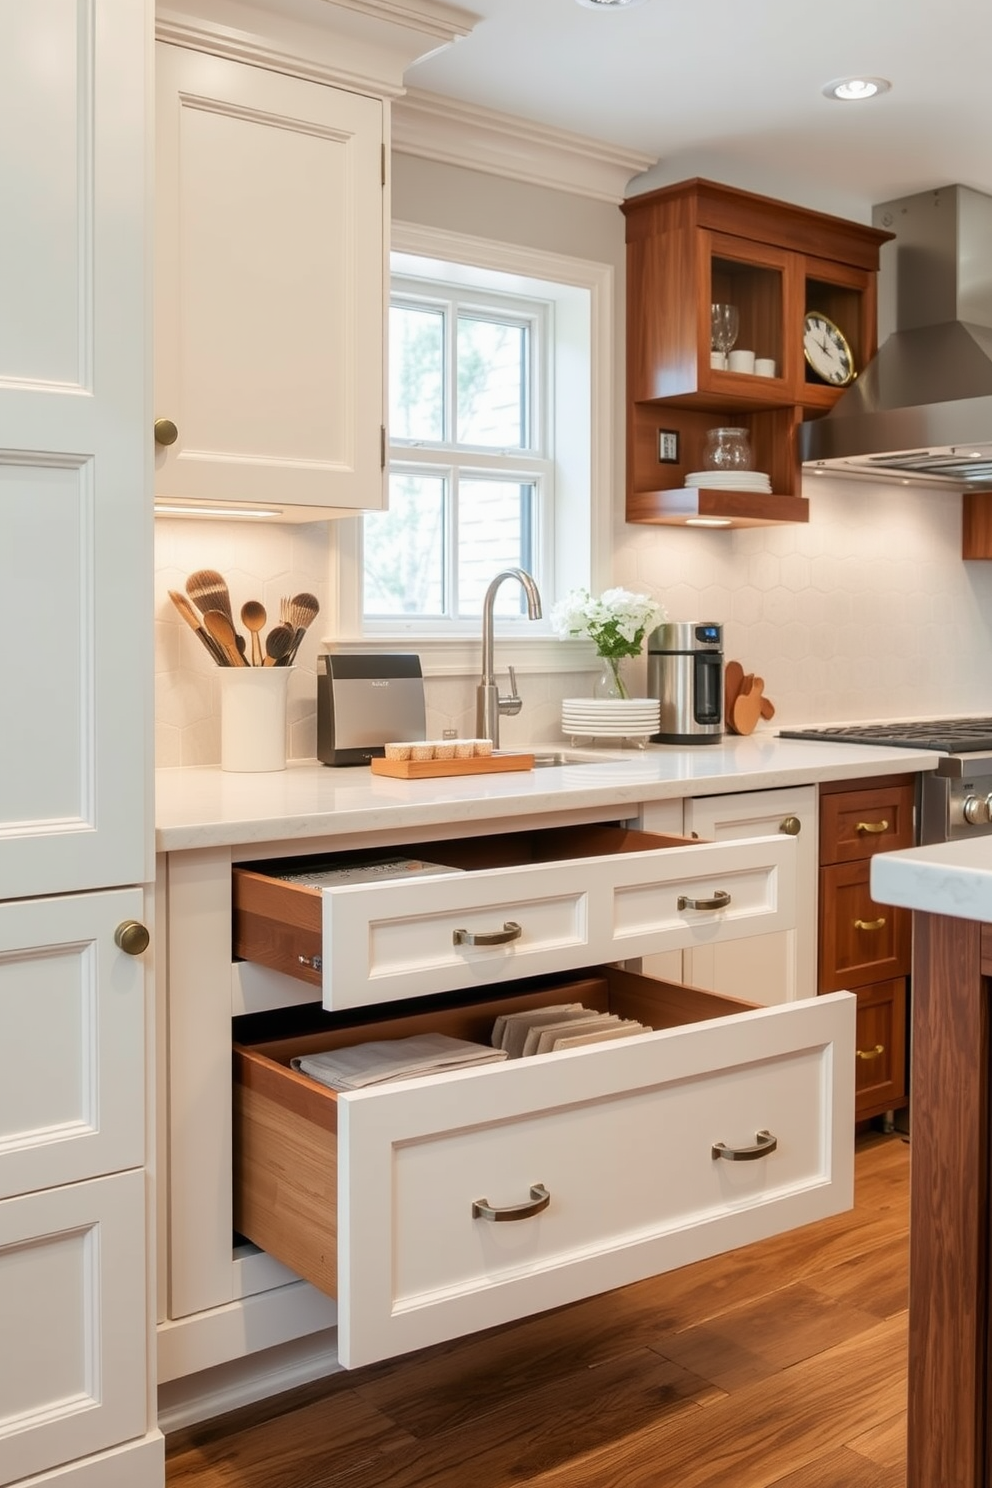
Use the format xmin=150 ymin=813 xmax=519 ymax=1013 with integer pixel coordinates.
xmin=202 ymin=608 xmax=248 ymax=667
xmin=168 ymin=589 xmax=228 ymax=666
xmin=240 ymin=600 xmax=267 ymax=667
xmin=263 ymin=622 xmax=295 ymax=666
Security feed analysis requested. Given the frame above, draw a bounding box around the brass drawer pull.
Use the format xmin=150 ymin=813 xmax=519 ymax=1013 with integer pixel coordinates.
xmin=712 ymin=1129 xmax=778 ymax=1162
xmin=854 ymin=916 xmax=886 ymax=931
xmin=779 ymin=815 xmax=802 ymax=835
xmin=472 ymin=1183 xmax=550 ymax=1223
xmin=856 ymin=818 xmax=889 ymax=834
xmin=114 ymin=920 xmax=150 ymax=956
xmin=154 ymin=417 xmax=179 ymax=446
xmin=678 ymin=890 xmax=731 ymax=912
xmin=857 ymin=1044 xmax=885 ymax=1061
xmin=453 ymin=921 xmax=522 ymax=947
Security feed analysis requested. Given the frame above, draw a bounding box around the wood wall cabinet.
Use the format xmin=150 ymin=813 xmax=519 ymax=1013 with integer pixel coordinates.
xmin=622 ymin=179 xmax=892 ymax=527
xmin=818 ymin=776 xmax=915 ymax=1121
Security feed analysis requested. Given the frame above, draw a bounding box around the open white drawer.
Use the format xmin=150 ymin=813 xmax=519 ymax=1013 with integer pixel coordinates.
xmin=234 ymin=967 xmax=855 ymax=1369
xmin=233 ymin=824 xmax=797 ymax=1011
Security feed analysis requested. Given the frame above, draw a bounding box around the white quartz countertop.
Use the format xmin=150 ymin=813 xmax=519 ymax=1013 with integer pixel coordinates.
xmin=872 ymin=836 xmax=992 ymax=924
xmin=156 ymin=735 xmax=940 ymax=852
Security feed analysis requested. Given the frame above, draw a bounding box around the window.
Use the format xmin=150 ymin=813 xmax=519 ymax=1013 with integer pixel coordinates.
xmin=364 ymin=282 xmax=553 ymax=621
xmin=332 ymin=225 xmax=614 ymax=661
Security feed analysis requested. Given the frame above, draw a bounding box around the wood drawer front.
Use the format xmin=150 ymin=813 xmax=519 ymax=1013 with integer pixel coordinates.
xmin=854 ymin=978 xmax=907 ymax=1119
xmin=234 ymin=826 xmax=798 ymax=1012
xmin=0 ymin=889 xmax=145 ymax=1201
xmin=819 ymin=782 xmax=916 ymax=865
xmin=818 ymin=861 xmax=912 ymax=992
xmin=234 ymin=969 xmax=854 ymax=1369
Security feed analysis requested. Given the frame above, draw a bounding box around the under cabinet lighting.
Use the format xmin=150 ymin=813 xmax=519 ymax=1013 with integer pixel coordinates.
xmin=154 ymin=502 xmax=285 ymax=520
xmin=575 ymin=0 xmax=648 ymax=9
xmin=822 ymin=76 xmax=891 ymax=101
xmin=686 ymin=517 xmax=733 ymax=527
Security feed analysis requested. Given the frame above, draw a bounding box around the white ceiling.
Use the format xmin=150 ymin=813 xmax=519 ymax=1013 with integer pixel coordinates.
xmin=406 ymin=0 xmax=992 ymax=219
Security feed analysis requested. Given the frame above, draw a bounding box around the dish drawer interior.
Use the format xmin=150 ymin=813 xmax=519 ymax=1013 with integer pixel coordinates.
xmin=233 ymin=966 xmax=753 ymax=1299
xmin=232 ymin=824 xmax=696 ymax=986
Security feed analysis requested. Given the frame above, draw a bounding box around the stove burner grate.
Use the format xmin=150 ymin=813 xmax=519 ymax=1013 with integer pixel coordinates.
xmin=778 ymin=719 xmax=992 ymax=753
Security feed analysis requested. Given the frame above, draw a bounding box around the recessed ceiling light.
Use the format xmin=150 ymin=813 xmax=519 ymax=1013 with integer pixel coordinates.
xmin=576 ymin=0 xmax=648 ymax=9
xmin=822 ymin=76 xmax=891 ymax=101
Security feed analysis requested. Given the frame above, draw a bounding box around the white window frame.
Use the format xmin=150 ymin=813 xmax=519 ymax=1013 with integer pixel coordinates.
xmin=331 ymin=222 xmax=614 ymax=675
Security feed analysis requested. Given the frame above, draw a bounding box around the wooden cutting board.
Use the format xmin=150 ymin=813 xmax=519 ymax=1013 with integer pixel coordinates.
xmin=370 ymin=753 xmax=534 ymax=779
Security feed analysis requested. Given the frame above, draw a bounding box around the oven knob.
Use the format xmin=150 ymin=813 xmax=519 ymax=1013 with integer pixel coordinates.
xmin=962 ymin=794 xmax=991 ymax=825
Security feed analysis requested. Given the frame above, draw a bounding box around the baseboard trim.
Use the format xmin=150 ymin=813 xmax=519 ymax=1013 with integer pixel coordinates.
xmin=157 ymin=1329 xmax=341 ymax=1433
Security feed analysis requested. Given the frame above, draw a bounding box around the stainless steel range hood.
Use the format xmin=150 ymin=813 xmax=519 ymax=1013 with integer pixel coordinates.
xmin=800 ymin=185 xmax=992 ymax=488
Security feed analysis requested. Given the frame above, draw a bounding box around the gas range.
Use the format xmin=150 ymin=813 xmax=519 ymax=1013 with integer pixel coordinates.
xmin=778 ymin=718 xmax=992 ymax=842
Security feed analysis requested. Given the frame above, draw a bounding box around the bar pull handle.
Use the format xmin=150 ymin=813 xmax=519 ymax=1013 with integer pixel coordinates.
xmin=453 ymin=921 xmax=522 ymax=947
xmin=857 ymin=1044 xmax=885 ymax=1061
xmin=678 ymin=890 xmax=731 ymax=912
xmin=856 ymin=819 xmax=889 ymax=835
xmin=854 ymin=917 xmax=886 ymax=931
xmin=712 ymin=1129 xmax=778 ymax=1162
xmin=473 ymin=1184 xmax=550 ymax=1223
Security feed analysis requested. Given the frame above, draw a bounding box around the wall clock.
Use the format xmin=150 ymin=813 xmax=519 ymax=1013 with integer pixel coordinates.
xmin=803 ymin=311 xmax=856 ymax=386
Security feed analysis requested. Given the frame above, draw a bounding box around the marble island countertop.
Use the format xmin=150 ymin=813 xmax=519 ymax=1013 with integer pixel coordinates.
xmin=872 ymin=835 xmax=992 ymax=924
xmin=156 ymin=734 xmax=941 ymax=852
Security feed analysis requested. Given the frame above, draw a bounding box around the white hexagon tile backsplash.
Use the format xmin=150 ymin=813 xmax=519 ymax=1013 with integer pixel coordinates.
xmin=155 ymin=474 xmax=992 ymax=769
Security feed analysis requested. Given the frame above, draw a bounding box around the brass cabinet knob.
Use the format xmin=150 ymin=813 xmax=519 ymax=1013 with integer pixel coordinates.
xmin=779 ymin=815 xmax=802 ymax=835
xmin=154 ymin=417 xmax=179 ymax=447
xmin=115 ymin=920 xmax=150 ymax=956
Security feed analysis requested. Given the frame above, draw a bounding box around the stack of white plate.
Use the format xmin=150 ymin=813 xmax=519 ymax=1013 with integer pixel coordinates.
xmin=685 ymin=470 xmax=771 ymax=493
xmin=561 ymin=697 xmax=660 ymax=738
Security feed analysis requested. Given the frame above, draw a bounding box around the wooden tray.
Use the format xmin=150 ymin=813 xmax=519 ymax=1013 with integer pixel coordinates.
xmin=370 ymin=753 xmax=534 ymax=780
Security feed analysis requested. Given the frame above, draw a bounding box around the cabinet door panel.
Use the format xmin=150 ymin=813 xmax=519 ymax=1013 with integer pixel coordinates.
xmin=0 ymin=1172 xmax=146 ymax=1485
xmin=156 ymin=45 xmax=384 ymax=515
xmin=0 ymin=0 xmax=151 ymax=900
xmin=0 ymin=890 xmax=145 ymax=1202
xmin=854 ymin=978 xmax=907 ymax=1117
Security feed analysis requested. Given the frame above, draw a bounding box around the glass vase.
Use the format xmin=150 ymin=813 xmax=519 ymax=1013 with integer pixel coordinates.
xmin=593 ymin=656 xmax=630 ymax=701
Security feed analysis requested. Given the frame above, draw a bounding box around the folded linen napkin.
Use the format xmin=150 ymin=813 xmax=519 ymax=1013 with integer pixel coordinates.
xmin=292 ymin=1034 xmax=507 ymax=1091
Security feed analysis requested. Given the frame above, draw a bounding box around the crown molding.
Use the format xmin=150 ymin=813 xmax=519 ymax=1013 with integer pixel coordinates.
xmin=392 ymin=87 xmax=656 ymax=204
xmin=155 ymin=0 xmax=478 ymax=95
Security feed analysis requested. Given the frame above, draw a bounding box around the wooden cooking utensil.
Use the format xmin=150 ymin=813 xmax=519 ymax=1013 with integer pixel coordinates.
xmin=168 ymin=589 xmax=228 ymax=666
xmin=240 ymin=600 xmax=267 ymax=667
xmin=732 ymin=675 xmax=764 ymax=736
xmin=186 ymin=568 xmax=247 ymax=657
xmin=724 ymin=659 xmax=745 ymax=733
xmin=263 ymin=622 xmax=295 ymax=666
xmin=283 ymin=592 xmax=320 ymax=664
xmin=202 ymin=608 xmax=247 ymax=667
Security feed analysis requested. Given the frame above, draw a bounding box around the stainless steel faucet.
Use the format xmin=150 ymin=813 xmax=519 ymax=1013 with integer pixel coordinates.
xmin=476 ymin=568 xmax=543 ymax=748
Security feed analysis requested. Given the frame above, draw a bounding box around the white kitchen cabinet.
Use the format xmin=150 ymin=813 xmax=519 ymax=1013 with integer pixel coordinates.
xmin=0 ymin=2 xmax=159 ymax=1483
xmin=154 ymin=44 xmax=385 ymax=518
xmin=641 ymin=787 xmax=818 ymax=1005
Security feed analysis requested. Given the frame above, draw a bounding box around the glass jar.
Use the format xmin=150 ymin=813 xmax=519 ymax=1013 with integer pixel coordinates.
xmin=703 ymin=426 xmax=752 ymax=471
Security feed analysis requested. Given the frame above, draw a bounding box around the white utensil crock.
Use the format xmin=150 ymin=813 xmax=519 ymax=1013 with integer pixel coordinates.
xmin=219 ymin=666 xmax=291 ymax=772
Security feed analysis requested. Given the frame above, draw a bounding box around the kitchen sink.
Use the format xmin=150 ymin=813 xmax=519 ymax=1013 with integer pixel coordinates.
xmin=529 ymin=750 xmax=638 ymax=768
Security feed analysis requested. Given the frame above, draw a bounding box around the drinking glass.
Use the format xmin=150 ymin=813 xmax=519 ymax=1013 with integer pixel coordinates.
xmin=710 ymin=304 xmax=739 ymax=369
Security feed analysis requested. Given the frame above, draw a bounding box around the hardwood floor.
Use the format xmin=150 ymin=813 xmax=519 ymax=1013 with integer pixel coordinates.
xmin=165 ymin=1130 xmax=909 ymax=1488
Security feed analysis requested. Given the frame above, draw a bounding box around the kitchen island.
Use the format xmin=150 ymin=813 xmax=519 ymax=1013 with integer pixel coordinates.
xmin=156 ymin=736 xmax=939 ymax=1426
xmin=872 ymin=839 xmax=992 ymax=1488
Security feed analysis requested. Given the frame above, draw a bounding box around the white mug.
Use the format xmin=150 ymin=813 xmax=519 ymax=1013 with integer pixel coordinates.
xmin=754 ymin=357 xmax=777 ymax=378
xmin=710 ymin=350 xmax=727 ymax=370
xmin=727 ymin=348 xmax=755 ymax=374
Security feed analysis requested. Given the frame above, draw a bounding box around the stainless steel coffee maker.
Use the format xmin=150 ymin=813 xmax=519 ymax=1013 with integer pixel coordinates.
xmin=647 ymin=622 xmax=724 ymax=744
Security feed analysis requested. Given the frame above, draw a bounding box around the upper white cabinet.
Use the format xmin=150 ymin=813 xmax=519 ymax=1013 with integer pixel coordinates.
xmin=154 ymin=44 xmax=386 ymax=518
xmin=0 ymin=0 xmax=153 ymax=902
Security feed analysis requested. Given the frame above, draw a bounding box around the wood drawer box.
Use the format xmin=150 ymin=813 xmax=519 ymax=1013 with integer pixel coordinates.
xmin=818 ymin=859 xmax=912 ymax=991
xmin=854 ymin=977 xmax=907 ymax=1118
xmin=819 ymin=781 xmax=916 ymax=864
xmin=234 ymin=965 xmax=855 ymax=1369
xmin=233 ymin=824 xmax=798 ymax=1012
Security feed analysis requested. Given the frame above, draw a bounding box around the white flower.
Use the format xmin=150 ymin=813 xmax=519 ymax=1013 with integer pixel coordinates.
xmin=550 ymin=587 xmax=666 ymax=659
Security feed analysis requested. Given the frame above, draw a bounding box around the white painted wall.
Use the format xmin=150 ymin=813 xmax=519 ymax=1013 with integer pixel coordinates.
xmin=153 ymin=155 xmax=992 ymax=766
